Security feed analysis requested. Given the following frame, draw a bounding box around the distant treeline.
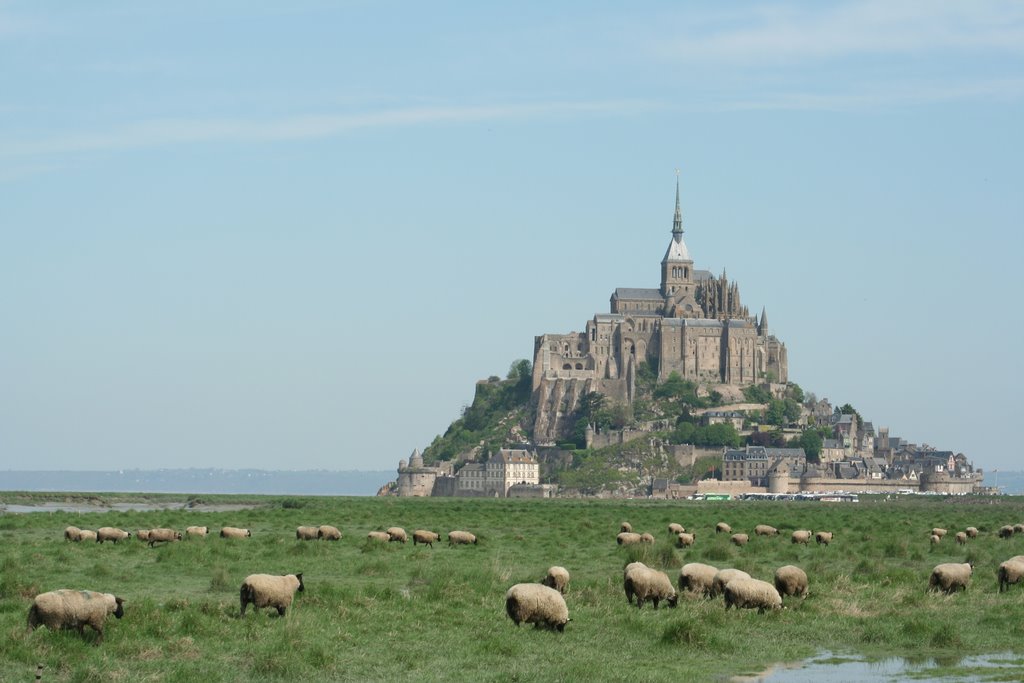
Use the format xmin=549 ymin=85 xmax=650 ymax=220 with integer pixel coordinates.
xmin=0 ymin=469 xmax=394 ymax=497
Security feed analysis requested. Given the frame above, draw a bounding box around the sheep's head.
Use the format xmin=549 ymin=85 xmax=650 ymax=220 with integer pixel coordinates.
xmin=114 ymin=597 xmax=125 ymax=619
xmin=295 ymin=573 xmax=305 ymax=592
xmin=667 ymin=594 xmax=679 ymax=608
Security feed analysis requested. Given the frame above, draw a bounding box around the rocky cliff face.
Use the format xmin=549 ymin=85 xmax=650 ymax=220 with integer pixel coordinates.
xmin=532 ymin=376 xmax=595 ymax=444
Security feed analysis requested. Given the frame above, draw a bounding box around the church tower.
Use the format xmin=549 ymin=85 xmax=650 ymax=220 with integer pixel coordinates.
xmin=661 ymin=173 xmax=703 ymax=317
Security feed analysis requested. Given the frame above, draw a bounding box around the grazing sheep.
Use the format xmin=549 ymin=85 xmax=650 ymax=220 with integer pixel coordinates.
xmin=616 ymin=532 xmax=643 ymax=546
xmin=412 ymin=530 xmax=439 ymax=547
xmin=148 ymin=528 xmax=182 ymax=546
xmin=815 ymin=531 xmax=834 ymax=546
xmin=668 ymin=523 xmax=685 ymax=535
xmin=710 ymin=568 xmax=751 ymax=598
xmin=730 ymin=533 xmax=749 ymax=547
xmin=78 ymin=530 xmax=98 ymax=542
xmin=448 ymin=530 xmax=477 ymax=545
xmin=386 ymin=527 xmax=408 ymax=544
xmin=998 ymin=559 xmax=1024 ymax=593
xmin=966 ymin=527 xmax=979 ymax=539
xmin=639 ymin=532 xmax=656 ymax=544
xmin=96 ymin=527 xmax=131 ymax=544
xmin=931 ymin=528 xmax=948 ymax=539
xmin=724 ymin=578 xmax=783 ymax=613
xmin=220 ymin=527 xmax=251 ymax=539
xmin=64 ymin=526 xmax=82 ymax=542
xmin=505 ymin=583 xmax=569 ymax=631
xmin=620 ymin=522 xmax=633 ymax=533
xmin=791 ymin=530 xmax=812 ymax=545
xmin=367 ymin=531 xmax=390 ymax=542
xmin=754 ymin=524 xmax=779 ymax=537
xmin=240 ymin=573 xmax=304 ymax=617
xmin=296 ymin=526 xmax=319 ymax=541
xmin=675 ymin=532 xmax=696 ymax=548
xmin=317 ymin=525 xmax=342 ymax=541
xmin=679 ymin=562 xmax=719 ymax=597
xmin=1014 ymin=524 xmax=1024 ymax=535
xmin=542 ymin=566 xmax=570 ymax=594
xmin=185 ymin=526 xmax=208 ymax=538
xmin=624 ymin=565 xmax=678 ymax=609
xmin=27 ymin=589 xmax=125 ymax=644
xmin=136 ymin=529 xmax=151 ymax=543
xmin=999 ymin=525 xmax=1015 ymax=539
xmin=929 ymin=562 xmax=973 ymax=594
xmin=716 ymin=522 xmax=732 ymax=535
xmin=623 ymin=561 xmax=648 ymax=603
xmin=930 ymin=534 xmax=941 ymax=547
xmin=774 ymin=565 xmax=808 ymax=598
xmin=955 ymin=531 xmax=968 ymax=546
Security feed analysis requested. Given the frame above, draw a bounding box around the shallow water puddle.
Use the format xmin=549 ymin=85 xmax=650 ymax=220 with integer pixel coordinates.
xmin=734 ymin=651 xmax=1024 ymax=682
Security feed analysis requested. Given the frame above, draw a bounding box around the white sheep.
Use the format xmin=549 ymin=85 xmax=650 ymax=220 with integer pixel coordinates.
xmin=318 ymin=525 xmax=342 ymax=541
xmin=774 ymin=565 xmax=808 ymax=598
xmin=999 ymin=525 xmax=1015 ymax=539
xmin=386 ymin=527 xmax=408 ymax=544
xmin=448 ymin=530 xmax=477 ymax=545
xmin=78 ymin=530 xmax=98 ymax=542
xmin=724 ymin=578 xmax=783 ymax=612
xmin=716 ymin=522 xmax=732 ymax=534
xmin=928 ymin=562 xmax=973 ymax=594
xmin=639 ymin=532 xmax=655 ymax=544
xmin=624 ymin=565 xmax=678 ymax=609
xmin=505 ymin=583 xmax=569 ymax=631
xmin=930 ymin=534 xmax=941 ymax=547
xmin=136 ymin=529 xmax=151 ymax=542
xmin=965 ymin=527 xmax=979 ymax=539
xmin=220 ymin=527 xmax=251 ymax=539
xmin=955 ymin=531 xmax=967 ymax=546
xmin=96 ymin=527 xmax=130 ymax=544
xmin=730 ymin=533 xmax=749 ymax=547
xmin=668 ymin=523 xmax=685 ymax=535
xmin=412 ymin=530 xmax=439 ymax=547
xmin=815 ymin=531 xmax=834 ymax=546
xmin=623 ymin=561 xmax=648 ymax=604
xmin=931 ymin=527 xmax=948 ymax=538
xmin=620 ymin=522 xmax=633 ymax=533
xmin=678 ymin=562 xmax=719 ymax=597
xmin=616 ymin=532 xmax=643 ymax=546
xmin=542 ymin=566 xmax=570 ymax=594
xmin=367 ymin=531 xmax=391 ymax=542
xmin=27 ymin=589 xmax=125 ymax=644
xmin=675 ymin=532 xmax=695 ymax=548
xmin=711 ymin=568 xmax=751 ymax=598
xmin=754 ymin=524 xmax=779 ymax=537
xmin=185 ymin=526 xmax=208 ymax=538
xmin=790 ymin=530 xmax=812 ymax=545
xmin=239 ymin=573 xmax=304 ymax=616
xmin=63 ymin=526 xmax=82 ymax=542
xmin=998 ymin=559 xmax=1024 ymax=593
xmin=296 ymin=526 xmax=319 ymax=541
xmin=148 ymin=528 xmax=182 ymax=546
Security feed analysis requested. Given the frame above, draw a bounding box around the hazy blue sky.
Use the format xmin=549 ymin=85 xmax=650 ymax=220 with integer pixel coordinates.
xmin=1 ymin=2 xmax=1021 ymax=473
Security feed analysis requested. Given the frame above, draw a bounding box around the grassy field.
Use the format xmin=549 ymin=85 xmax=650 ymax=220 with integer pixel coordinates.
xmin=3 ymin=494 xmax=1024 ymax=682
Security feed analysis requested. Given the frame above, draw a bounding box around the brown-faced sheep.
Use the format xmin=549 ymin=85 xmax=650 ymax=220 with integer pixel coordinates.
xmin=64 ymin=526 xmax=82 ymax=542
xmin=815 ymin=531 xmax=834 ymax=546
xmin=27 ymin=589 xmax=125 ymax=644
xmin=716 ymin=522 xmax=732 ymax=534
xmin=929 ymin=562 xmax=973 ymax=594
xmin=367 ymin=531 xmax=390 ymax=542
xmin=711 ymin=568 xmax=751 ymax=598
xmin=639 ymin=532 xmax=656 ymax=544
xmin=317 ymin=525 xmax=342 ymax=541
xmin=998 ymin=559 xmax=1024 ymax=593
xmin=999 ymin=525 xmax=1015 ymax=539
xmin=148 ymin=528 xmax=182 ymax=546
xmin=679 ymin=563 xmax=719 ymax=597
xmin=412 ymin=530 xmax=439 ymax=547
xmin=724 ymin=578 xmax=783 ymax=613
xmin=505 ymin=583 xmax=568 ymax=631
xmin=620 ymin=522 xmax=633 ymax=533
xmin=791 ymin=530 xmax=812 ymax=545
xmin=448 ymin=530 xmax=477 ymax=545
xmin=774 ymin=565 xmax=808 ymax=598
xmin=220 ymin=527 xmax=251 ymax=539
xmin=96 ymin=527 xmax=130 ymax=544
xmin=624 ymin=565 xmax=678 ymax=609
xmin=955 ymin=531 xmax=968 ymax=546
xmin=185 ymin=526 xmax=208 ymax=538
xmin=240 ymin=573 xmax=304 ymax=617
xmin=754 ymin=524 xmax=779 ymax=537
xmin=617 ymin=532 xmax=643 ymax=546
xmin=668 ymin=523 xmax=685 ymax=535
xmin=966 ymin=527 xmax=979 ymax=539
xmin=931 ymin=528 xmax=948 ymax=538
xmin=386 ymin=527 xmax=408 ymax=544
xmin=930 ymin=534 xmax=941 ymax=547
xmin=676 ymin=532 xmax=696 ymax=548
xmin=542 ymin=566 xmax=570 ymax=594
xmin=296 ymin=526 xmax=319 ymax=541
xmin=730 ymin=533 xmax=749 ymax=547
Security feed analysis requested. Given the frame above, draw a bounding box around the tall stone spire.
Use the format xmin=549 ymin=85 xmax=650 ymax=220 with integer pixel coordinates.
xmin=759 ymin=307 xmax=768 ymax=336
xmin=672 ymin=169 xmax=683 ymax=241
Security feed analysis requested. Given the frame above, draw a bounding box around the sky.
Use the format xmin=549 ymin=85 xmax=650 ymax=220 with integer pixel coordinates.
xmin=1 ymin=1 xmax=1021 ymax=473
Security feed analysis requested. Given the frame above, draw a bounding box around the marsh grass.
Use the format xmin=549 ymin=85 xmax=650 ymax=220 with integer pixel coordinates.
xmin=3 ymin=495 xmax=1024 ymax=680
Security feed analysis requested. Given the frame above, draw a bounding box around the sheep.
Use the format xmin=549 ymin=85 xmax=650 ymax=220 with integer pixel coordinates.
xmin=620 ymin=522 xmax=633 ymax=533
xmin=724 ymin=578 xmax=783 ymax=613
xmin=318 ymin=525 xmax=342 ymax=541
xmin=27 ymin=589 xmax=125 ymax=644
xmin=998 ymin=559 xmax=1024 ymax=593
xmin=148 ymin=528 xmax=182 ymax=546
xmin=96 ymin=527 xmax=130 ymax=544
xmin=386 ymin=527 xmax=408 ymax=544
xmin=542 ymin=566 xmax=570 ymax=594
xmin=412 ymin=530 xmax=439 ymax=547
xmin=185 ymin=526 xmax=208 ymax=538
xmin=998 ymin=525 xmax=1015 ymax=539
xmin=716 ymin=522 xmax=732 ymax=534
xmin=730 ymin=533 xmax=749 ymax=547
xmin=1014 ymin=524 xmax=1024 ymax=535
xmin=220 ymin=527 xmax=251 ymax=539
xmin=623 ymin=561 xmax=648 ymax=604
xmin=639 ymin=532 xmax=656 ymax=544
xmin=774 ymin=565 xmax=808 ymax=598
xmin=966 ymin=527 xmax=979 ymax=539
xmin=930 ymin=534 xmax=941 ymax=547
xmin=505 ymin=583 xmax=569 ymax=631
xmin=710 ymin=568 xmax=751 ymax=598
xmin=955 ymin=531 xmax=968 ymax=546
xmin=240 ymin=573 xmax=304 ymax=617
xmin=448 ymin=530 xmax=477 ymax=545
xmin=623 ymin=565 xmax=678 ymax=609
xmin=296 ymin=526 xmax=319 ymax=541
xmin=367 ymin=531 xmax=390 ymax=542
xmin=136 ymin=529 xmax=151 ymax=542
xmin=814 ymin=531 xmax=834 ymax=546
xmin=64 ymin=526 xmax=82 ymax=542
xmin=931 ymin=528 xmax=948 ymax=538
xmin=791 ymin=530 xmax=812 ymax=545
xmin=675 ymin=532 xmax=695 ymax=548
xmin=928 ymin=562 xmax=973 ymax=594
xmin=678 ymin=562 xmax=719 ymax=597
xmin=668 ymin=523 xmax=685 ymax=535
xmin=754 ymin=524 xmax=779 ymax=537
xmin=78 ymin=530 xmax=98 ymax=542
xmin=616 ymin=532 xmax=643 ymax=546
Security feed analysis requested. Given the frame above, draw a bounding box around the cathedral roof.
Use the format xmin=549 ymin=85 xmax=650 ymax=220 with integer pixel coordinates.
xmin=662 ymin=235 xmax=691 ymax=263
xmin=613 ymin=288 xmax=663 ymax=301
